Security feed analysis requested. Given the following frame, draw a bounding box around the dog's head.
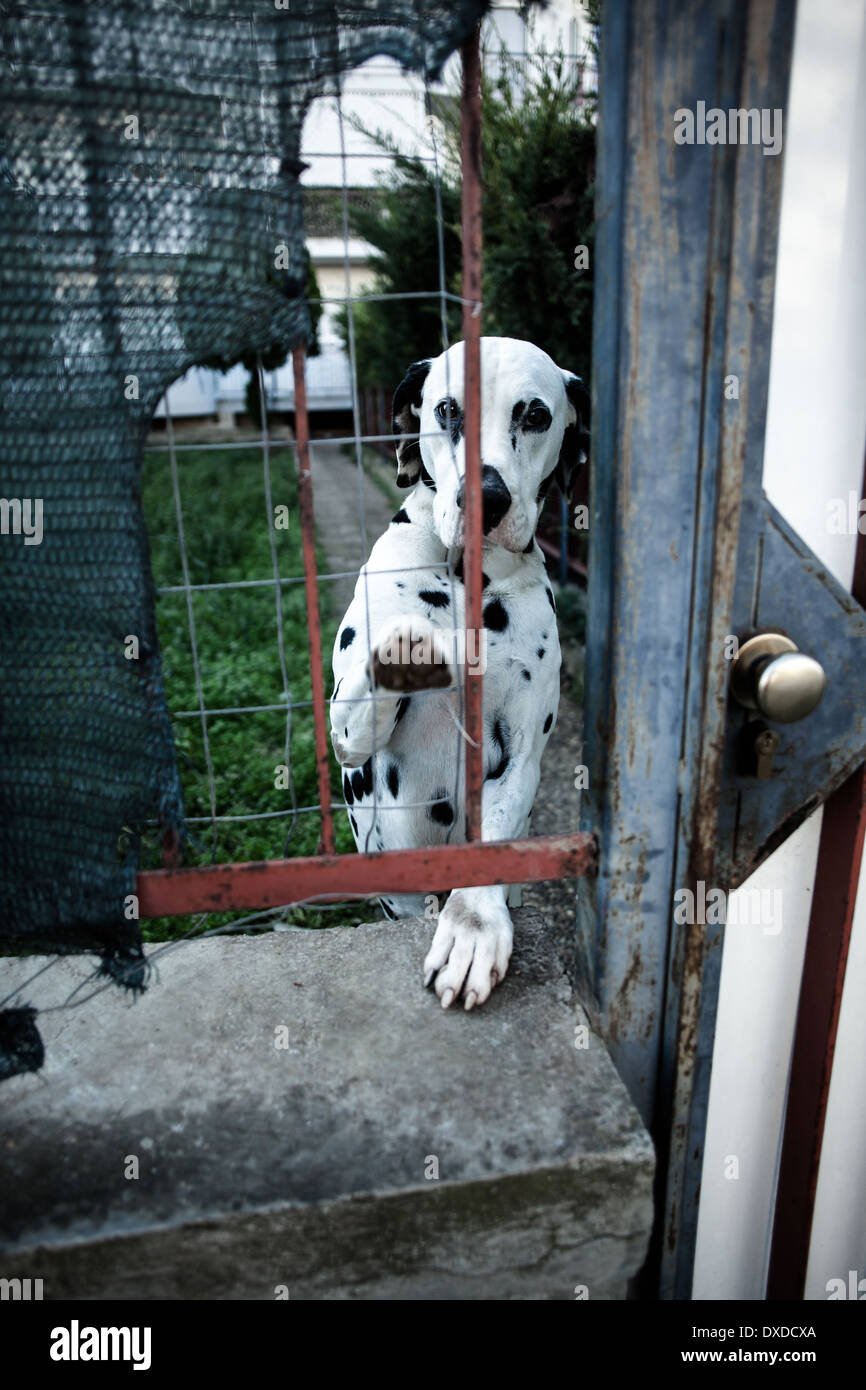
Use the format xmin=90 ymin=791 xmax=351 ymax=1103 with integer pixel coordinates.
xmin=391 ymin=337 xmax=589 ymax=553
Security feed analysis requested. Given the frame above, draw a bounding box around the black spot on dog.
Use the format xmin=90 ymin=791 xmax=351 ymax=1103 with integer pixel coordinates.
xmin=393 ymin=359 xmax=431 ymax=472
xmin=350 ymin=759 xmax=375 ymax=801
xmin=339 ymin=626 xmax=355 ymax=651
xmin=430 ymin=797 xmax=454 ymax=826
xmin=418 ymin=588 xmax=449 ymax=609
xmin=392 ymin=508 xmax=410 ymax=524
xmin=543 ymin=712 xmax=553 ymax=733
xmin=537 ymin=647 xmax=545 ymax=660
xmin=489 ymin=717 xmax=509 ymax=780
xmin=395 ymin=696 xmax=411 ymax=723
xmin=381 ymin=899 xmax=396 ymax=919
xmin=344 ymin=726 xmax=348 ymax=737
xmin=452 ymin=554 xmax=490 ymax=588
xmin=483 ymin=598 xmax=508 ymax=632
xmin=387 ymin=762 xmax=400 ymax=797
xmin=545 ymin=588 xmax=556 ymax=613
xmin=349 ymin=813 xmax=358 ymax=834
xmin=522 ymin=668 xmax=531 ymax=682
xmin=343 ymin=772 xmax=354 ymax=805
xmin=332 ymin=677 xmax=343 ymax=700
xmin=511 ymin=400 xmax=526 ymax=423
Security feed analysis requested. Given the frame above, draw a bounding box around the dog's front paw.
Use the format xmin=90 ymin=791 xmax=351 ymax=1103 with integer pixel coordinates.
xmin=423 ymin=890 xmax=513 ymax=1011
xmin=368 ymin=617 xmax=454 ymax=692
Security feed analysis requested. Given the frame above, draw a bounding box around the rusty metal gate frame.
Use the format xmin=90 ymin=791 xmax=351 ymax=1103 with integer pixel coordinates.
xmin=578 ymin=0 xmax=866 ymax=1301
xmin=576 ymin=0 xmax=802 ymax=1301
xmin=137 ymin=28 xmax=597 ymax=918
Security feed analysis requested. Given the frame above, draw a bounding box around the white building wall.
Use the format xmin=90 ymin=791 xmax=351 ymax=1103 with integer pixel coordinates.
xmin=153 ymin=366 xmax=217 ymax=419
xmin=693 ymin=0 xmax=866 ymax=1301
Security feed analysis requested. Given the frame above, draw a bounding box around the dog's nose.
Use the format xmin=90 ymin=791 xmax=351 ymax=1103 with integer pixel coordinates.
xmin=456 ymin=466 xmax=512 ymax=534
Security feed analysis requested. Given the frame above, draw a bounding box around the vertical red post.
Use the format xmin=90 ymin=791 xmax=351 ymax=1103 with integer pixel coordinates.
xmin=767 ymin=456 xmax=866 ymax=1299
xmin=293 ymin=343 xmax=335 ymax=855
xmin=461 ymin=25 xmax=484 ymax=844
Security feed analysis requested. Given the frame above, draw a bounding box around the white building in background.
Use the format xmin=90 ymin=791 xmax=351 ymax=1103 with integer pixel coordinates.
xmin=156 ymin=1 xmax=595 ymax=421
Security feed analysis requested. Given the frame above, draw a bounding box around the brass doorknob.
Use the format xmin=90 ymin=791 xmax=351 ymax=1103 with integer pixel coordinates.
xmin=730 ymin=633 xmax=826 ymax=724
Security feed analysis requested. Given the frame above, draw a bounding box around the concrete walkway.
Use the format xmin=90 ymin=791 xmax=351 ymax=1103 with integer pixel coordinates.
xmin=308 ymin=440 xmax=397 ymax=622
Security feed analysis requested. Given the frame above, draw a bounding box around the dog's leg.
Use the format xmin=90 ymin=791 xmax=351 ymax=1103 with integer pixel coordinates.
xmin=331 ymin=615 xmax=455 ymax=767
xmin=423 ymin=746 xmax=541 ymax=1011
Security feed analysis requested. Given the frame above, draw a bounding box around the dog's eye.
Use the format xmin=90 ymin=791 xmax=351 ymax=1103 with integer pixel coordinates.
xmin=434 ymin=397 xmax=461 ymax=428
xmin=525 ymin=401 xmax=552 ymax=431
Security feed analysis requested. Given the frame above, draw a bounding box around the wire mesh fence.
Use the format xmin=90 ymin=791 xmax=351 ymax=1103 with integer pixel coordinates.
xmin=1 ymin=4 xmax=598 ymax=1062
xmin=134 ymin=10 xmax=599 ymax=934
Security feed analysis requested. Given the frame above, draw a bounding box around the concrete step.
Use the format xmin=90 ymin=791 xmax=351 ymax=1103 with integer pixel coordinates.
xmin=0 ymin=910 xmax=654 ymax=1300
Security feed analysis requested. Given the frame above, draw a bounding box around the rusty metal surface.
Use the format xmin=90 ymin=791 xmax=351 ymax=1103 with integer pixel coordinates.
xmin=658 ymin=3 xmax=804 ymax=1301
xmin=292 ymin=344 xmax=335 ymax=855
xmin=578 ymin=0 xmax=798 ymax=1300
xmin=137 ymin=831 xmax=597 ymax=917
xmin=460 ymin=27 xmax=484 ymax=844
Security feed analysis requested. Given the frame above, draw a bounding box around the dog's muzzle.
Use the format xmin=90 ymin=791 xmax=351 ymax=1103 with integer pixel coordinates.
xmin=456 ymin=465 xmax=512 ymax=535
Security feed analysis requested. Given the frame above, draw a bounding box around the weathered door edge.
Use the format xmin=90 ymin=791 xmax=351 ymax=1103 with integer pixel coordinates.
xmin=577 ymin=0 xmax=798 ymax=1300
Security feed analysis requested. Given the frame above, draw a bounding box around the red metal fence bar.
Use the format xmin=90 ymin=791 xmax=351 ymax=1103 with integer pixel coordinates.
xmin=766 ymin=763 xmax=866 ymax=1299
xmin=767 ymin=457 xmax=866 ymax=1300
xmin=461 ymin=25 xmax=484 ymax=843
xmin=292 ymin=343 xmax=335 ymax=854
xmin=137 ymin=831 xmax=597 ymax=917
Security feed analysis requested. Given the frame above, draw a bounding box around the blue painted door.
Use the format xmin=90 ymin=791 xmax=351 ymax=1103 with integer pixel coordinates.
xmin=577 ymin=0 xmax=866 ymax=1298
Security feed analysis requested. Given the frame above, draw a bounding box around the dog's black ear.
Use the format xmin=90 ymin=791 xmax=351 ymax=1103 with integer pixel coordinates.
xmin=392 ymin=359 xmax=432 ymax=488
xmin=555 ymin=372 xmax=591 ymax=498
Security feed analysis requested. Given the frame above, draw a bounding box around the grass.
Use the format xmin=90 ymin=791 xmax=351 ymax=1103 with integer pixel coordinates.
xmin=139 ymin=441 xmax=356 ymax=942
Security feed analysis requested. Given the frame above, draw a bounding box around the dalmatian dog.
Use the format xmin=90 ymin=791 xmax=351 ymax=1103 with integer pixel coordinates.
xmin=330 ymin=336 xmax=589 ymax=1010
